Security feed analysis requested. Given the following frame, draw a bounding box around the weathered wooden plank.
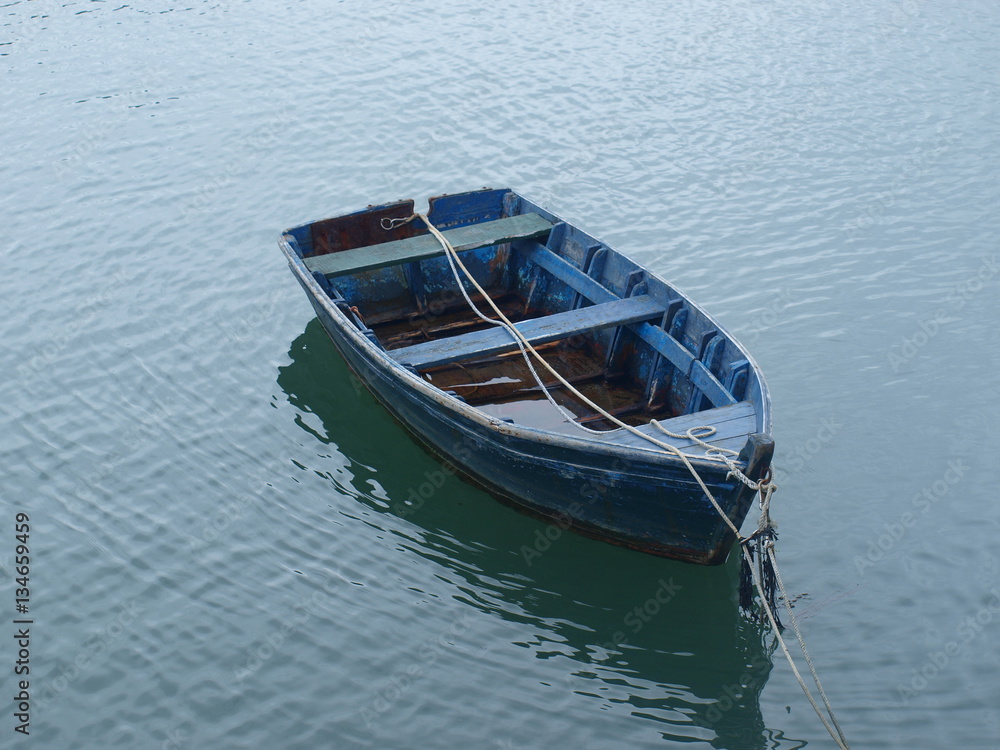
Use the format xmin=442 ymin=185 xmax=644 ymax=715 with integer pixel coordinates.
xmin=307 ymin=200 xmax=416 ymax=257
xmin=391 ymin=295 xmax=666 ymax=370
xmin=604 ymin=400 xmax=756 ymax=452
xmin=305 ymin=213 xmax=553 ymax=278
xmin=652 ymin=399 xmax=755 ymax=440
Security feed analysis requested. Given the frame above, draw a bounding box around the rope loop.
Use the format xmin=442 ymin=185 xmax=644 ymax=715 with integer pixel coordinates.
xmin=380 ymin=215 xmax=417 ymax=231
xmin=685 ymin=425 xmax=717 ymax=441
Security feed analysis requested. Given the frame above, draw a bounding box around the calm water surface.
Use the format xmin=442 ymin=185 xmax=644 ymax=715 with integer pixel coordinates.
xmin=2 ymin=1 xmax=999 ymax=748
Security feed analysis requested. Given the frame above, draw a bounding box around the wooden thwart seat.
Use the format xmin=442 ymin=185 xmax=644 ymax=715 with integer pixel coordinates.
xmin=304 ymin=213 xmax=554 ymax=278
xmin=390 ymin=295 xmax=666 ymax=370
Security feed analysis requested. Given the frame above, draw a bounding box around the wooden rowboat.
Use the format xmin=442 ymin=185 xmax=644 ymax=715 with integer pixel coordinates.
xmin=279 ymin=188 xmax=773 ymax=565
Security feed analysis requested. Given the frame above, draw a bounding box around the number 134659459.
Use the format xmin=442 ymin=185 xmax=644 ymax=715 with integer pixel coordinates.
xmin=14 ymin=513 xmax=30 ymax=613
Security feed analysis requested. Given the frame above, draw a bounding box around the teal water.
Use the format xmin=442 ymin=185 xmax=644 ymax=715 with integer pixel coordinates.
xmin=2 ymin=1 xmax=999 ymax=747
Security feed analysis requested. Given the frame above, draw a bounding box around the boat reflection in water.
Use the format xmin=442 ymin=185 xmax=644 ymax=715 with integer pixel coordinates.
xmin=276 ymin=322 xmax=804 ymax=749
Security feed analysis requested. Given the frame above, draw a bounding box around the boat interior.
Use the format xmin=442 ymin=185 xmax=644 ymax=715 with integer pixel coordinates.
xmin=283 ymin=189 xmax=760 ymax=455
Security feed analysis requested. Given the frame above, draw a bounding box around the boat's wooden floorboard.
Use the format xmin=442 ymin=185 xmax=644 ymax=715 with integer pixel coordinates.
xmin=373 ymin=293 xmax=527 ymax=350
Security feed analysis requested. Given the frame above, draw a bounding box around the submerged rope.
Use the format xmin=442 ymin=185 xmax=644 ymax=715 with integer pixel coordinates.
xmin=380 ymin=213 xmax=850 ymax=749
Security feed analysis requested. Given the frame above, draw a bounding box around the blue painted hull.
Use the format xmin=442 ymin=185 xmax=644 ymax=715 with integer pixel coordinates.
xmin=280 ymin=189 xmax=773 ymax=565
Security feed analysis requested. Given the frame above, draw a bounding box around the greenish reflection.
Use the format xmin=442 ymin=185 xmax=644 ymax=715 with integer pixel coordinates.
xmin=278 ymin=319 xmax=803 ymax=749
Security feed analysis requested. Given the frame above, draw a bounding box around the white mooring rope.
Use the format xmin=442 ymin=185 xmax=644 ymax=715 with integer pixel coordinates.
xmin=381 ymin=213 xmax=850 ymax=749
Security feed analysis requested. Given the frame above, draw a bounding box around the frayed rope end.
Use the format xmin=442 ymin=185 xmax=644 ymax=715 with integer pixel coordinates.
xmin=740 ymin=527 xmax=784 ymax=630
